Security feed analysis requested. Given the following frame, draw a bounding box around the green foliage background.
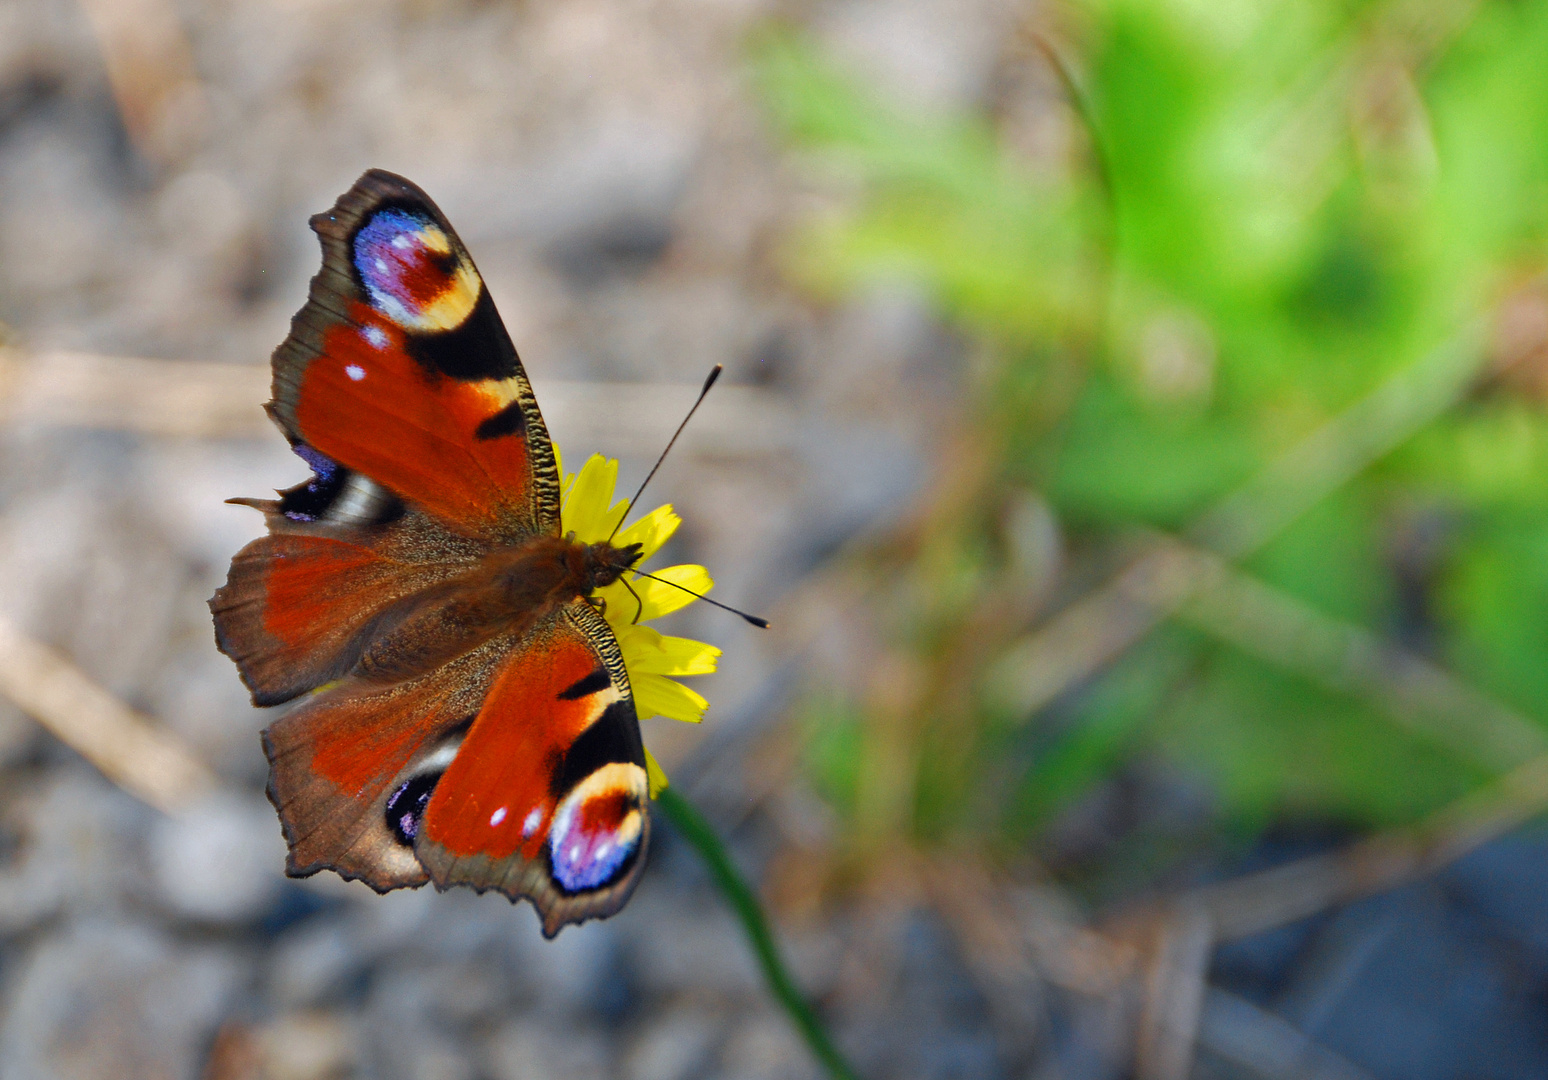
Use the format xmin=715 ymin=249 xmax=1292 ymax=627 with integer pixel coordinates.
xmin=757 ymin=0 xmax=1548 ymax=885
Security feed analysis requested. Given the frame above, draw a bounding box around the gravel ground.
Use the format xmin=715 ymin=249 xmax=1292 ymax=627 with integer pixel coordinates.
xmin=0 ymin=1 xmax=988 ymax=1078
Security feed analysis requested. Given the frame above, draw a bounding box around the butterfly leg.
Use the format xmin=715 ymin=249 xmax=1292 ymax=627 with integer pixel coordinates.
xmin=583 ymin=594 xmax=607 ymax=616
xmin=619 ymin=575 xmax=644 ymax=625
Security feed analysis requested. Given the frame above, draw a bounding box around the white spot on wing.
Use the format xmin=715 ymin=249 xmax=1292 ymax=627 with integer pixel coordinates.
xmin=374 ymin=257 xmax=388 ymax=272
xmin=489 ymin=807 xmax=507 ymax=827
xmin=392 ymin=235 xmax=412 ymax=250
xmin=522 ymin=808 xmax=542 ymax=837
xmin=414 ymin=740 xmax=462 ymax=773
xmin=345 ymin=364 xmax=365 ymax=381
xmin=362 ymin=326 xmax=388 ymax=350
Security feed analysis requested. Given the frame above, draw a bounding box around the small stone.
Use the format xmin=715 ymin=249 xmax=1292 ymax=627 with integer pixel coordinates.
xmin=257 ymin=1011 xmax=359 ymax=1080
xmin=487 ymin=1019 xmax=611 ymax=1080
xmin=149 ymin=790 xmax=284 ymax=923
xmin=623 ymin=1008 xmax=718 ymax=1080
xmin=0 ymin=918 xmax=243 ymax=1079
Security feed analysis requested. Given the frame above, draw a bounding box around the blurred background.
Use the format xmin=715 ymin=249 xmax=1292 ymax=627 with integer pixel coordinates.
xmin=4 ymin=0 xmax=1548 ymax=1077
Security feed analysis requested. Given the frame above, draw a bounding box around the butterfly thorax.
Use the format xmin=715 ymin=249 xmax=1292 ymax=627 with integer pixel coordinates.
xmin=351 ymin=534 xmax=642 ymax=685
xmin=573 ymin=536 xmax=645 ymax=592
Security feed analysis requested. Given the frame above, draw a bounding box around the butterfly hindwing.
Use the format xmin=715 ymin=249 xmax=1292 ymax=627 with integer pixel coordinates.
xmin=413 ymin=599 xmax=651 ymax=937
xmin=211 ymin=506 xmax=485 ymax=706
xmin=261 ymin=630 xmax=519 ymax=892
xmin=270 ymin=169 xmax=560 ymax=542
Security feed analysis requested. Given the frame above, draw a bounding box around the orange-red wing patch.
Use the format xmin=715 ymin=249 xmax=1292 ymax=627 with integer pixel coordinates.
xmin=414 ymin=601 xmax=650 ymax=936
xmin=212 ymin=528 xmax=463 ymax=706
xmin=262 ymin=634 xmax=512 ymax=893
xmin=293 ymin=303 xmax=540 ymax=539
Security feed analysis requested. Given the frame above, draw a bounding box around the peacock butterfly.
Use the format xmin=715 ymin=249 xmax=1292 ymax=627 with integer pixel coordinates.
xmin=211 ymin=169 xmax=667 ymax=935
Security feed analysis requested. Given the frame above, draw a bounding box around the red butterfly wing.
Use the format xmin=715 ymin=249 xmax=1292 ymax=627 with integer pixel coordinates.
xmin=414 ymin=600 xmax=649 ymax=936
xmin=211 ymin=511 xmax=482 ymax=706
xmin=261 ymin=631 xmax=517 ymax=892
xmin=269 ymin=169 xmax=560 ymax=542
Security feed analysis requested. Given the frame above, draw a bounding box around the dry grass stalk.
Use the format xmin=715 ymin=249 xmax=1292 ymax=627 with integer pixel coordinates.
xmin=928 ymin=748 xmax=1548 ymax=1075
xmin=0 ymin=349 xmax=794 ymax=455
xmin=920 ymin=857 xmax=1048 ymax=1057
xmin=0 ymin=616 xmax=216 ymax=814
xmin=1190 ymin=751 xmax=1548 ymax=941
xmin=74 ymin=0 xmax=208 ymax=167
xmin=1132 ymin=902 xmax=1213 ymax=1080
xmin=1198 ymin=988 xmax=1375 ymax=1080
xmin=1170 ymin=535 xmax=1547 ymax=770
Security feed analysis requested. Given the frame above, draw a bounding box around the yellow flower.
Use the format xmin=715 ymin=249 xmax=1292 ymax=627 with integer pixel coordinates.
xmin=555 ymin=446 xmax=721 ymax=797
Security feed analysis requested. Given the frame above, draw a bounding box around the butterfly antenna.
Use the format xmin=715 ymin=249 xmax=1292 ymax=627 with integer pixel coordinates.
xmin=607 ymin=365 xmax=723 ymax=543
xmin=630 ymin=569 xmax=770 ymax=628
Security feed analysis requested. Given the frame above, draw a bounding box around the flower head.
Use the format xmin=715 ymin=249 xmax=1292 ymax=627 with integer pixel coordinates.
xmin=556 ymin=446 xmax=720 ymax=796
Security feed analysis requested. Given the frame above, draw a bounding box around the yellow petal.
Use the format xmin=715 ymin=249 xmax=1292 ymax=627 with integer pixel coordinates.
xmin=644 ymin=746 xmax=669 ymax=798
xmin=550 ymin=449 xmax=719 ymax=733
xmin=613 ymin=504 xmax=681 ymax=562
xmin=629 ymin=564 xmax=714 ymax=621
xmin=654 ymin=634 xmax=721 ymax=676
xmin=633 ymin=672 xmax=708 ymax=723
xmin=621 ymin=623 xmax=721 ymax=676
xmin=564 ymin=454 xmax=627 ymax=541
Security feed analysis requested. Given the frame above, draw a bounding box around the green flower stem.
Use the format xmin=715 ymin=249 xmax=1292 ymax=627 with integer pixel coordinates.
xmin=655 ymin=785 xmax=861 ymax=1080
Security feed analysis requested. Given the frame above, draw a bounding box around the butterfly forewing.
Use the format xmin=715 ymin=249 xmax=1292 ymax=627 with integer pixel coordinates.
xmin=270 ymin=169 xmax=561 ymax=543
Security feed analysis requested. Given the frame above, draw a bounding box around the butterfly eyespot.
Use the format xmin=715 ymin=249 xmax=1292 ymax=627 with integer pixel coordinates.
xmin=277 ymin=444 xmax=403 ymax=527
xmin=352 ymin=208 xmax=481 ymax=333
xmin=385 ymin=770 xmax=443 ymax=846
xmin=547 ymin=762 xmax=646 ymax=894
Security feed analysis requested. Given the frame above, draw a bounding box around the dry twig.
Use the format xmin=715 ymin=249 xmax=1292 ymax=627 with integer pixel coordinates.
xmin=1133 ymin=902 xmax=1213 ymax=1080
xmin=75 ymin=0 xmax=208 ymax=168
xmin=0 ymin=616 xmax=216 ymax=815
xmin=1170 ymin=534 xmax=1546 ymax=770
xmin=1199 ymin=988 xmax=1375 ymax=1080
xmin=0 ymin=349 xmax=794 ymax=455
xmin=930 ymin=747 xmax=1548 ymax=1076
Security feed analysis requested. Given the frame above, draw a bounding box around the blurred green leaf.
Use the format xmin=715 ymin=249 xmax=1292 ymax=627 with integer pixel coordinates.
xmin=758 ymin=0 xmax=1548 ymax=878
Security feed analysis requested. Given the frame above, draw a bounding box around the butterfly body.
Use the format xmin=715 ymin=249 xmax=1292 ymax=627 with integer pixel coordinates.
xmin=329 ymin=533 xmax=644 ymax=688
xmin=212 ymin=171 xmax=660 ymax=935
